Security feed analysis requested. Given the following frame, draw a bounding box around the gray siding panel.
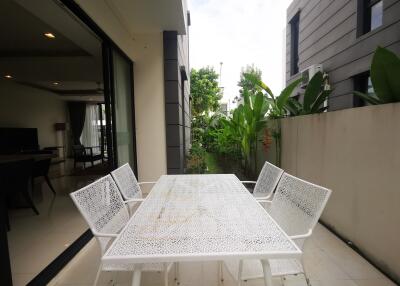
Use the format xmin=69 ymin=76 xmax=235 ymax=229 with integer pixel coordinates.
xmin=286 ymin=0 xmax=400 ymax=111
xmin=300 ymin=0 xmax=354 ymax=45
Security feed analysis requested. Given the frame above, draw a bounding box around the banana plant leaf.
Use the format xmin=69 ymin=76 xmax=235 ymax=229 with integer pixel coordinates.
xmin=303 ymin=71 xmax=323 ymax=112
xmin=371 ymin=46 xmax=400 ymax=103
xmin=310 ymin=89 xmax=332 ymax=113
xmin=353 ymin=91 xmax=382 ymax=105
xmin=276 ymin=78 xmax=302 ymax=110
xmin=285 ymin=97 xmax=302 ymax=115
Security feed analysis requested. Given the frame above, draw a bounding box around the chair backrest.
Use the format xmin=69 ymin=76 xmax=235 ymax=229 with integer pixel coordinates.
xmin=253 ymin=161 xmax=284 ymax=195
xmin=269 ymin=173 xmax=331 ymax=247
xmin=111 ymin=163 xmax=142 ymax=200
xmin=70 ymin=175 xmax=129 ymax=253
xmin=72 ymin=145 xmax=85 ymax=156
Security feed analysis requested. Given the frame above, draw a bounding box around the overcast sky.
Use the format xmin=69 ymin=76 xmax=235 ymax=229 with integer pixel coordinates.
xmin=189 ymin=0 xmax=293 ymax=108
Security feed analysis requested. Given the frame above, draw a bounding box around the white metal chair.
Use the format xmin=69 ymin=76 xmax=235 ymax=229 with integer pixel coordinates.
xmin=241 ymin=161 xmax=284 ymax=200
xmin=224 ymin=173 xmax=331 ymax=285
xmin=70 ymin=175 xmax=174 ymax=286
xmin=111 ymin=163 xmax=156 ymax=211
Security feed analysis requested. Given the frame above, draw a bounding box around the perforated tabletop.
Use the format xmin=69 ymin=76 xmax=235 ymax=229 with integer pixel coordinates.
xmin=103 ymin=174 xmax=301 ymax=264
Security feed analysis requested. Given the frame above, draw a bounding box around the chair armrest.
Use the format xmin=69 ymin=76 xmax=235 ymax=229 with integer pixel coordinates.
xmin=124 ymin=198 xmax=145 ymax=204
xmin=138 ymin=181 xmax=157 ymax=185
xmin=241 ymin=181 xmax=257 ymax=185
xmin=254 ymin=192 xmax=273 ymax=201
xmin=290 ymin=229 xmax=313 ymax=240
xmin=256 ymin=199 xmax=272 ymax=204
xmin=92 ymin=231 xmax=118 ymax=238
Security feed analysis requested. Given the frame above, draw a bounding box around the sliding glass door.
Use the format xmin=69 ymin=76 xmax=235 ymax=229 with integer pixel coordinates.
xmin=111 ymin=50 xmax=137 ymax=173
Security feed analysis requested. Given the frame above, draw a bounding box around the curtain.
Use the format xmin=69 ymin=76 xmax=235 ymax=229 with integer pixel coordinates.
xmin=68 ymin=102 xmax=86 ymax=145
xmin=80 ymin=104 xmax=100 ymax=149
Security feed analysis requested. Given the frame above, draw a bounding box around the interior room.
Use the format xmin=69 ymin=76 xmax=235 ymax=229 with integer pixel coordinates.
xmin=0 ymin=0 xmax=108 ymax=284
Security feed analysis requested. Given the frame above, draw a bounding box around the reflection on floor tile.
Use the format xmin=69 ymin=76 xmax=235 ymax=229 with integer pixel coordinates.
xmin=8 ymin=160 xmax=104 ymax=285
xmin=53 ymin=224 xmax=395 ymax=286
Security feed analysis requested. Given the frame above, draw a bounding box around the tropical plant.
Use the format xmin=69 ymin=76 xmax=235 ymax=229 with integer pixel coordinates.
xmin=238 ymin=64 xmax=263 ymax=97
xmin=285 ymin=71 xmax=331 ymax=116
xmin=243 ymin=73 xmax=302 ymax=166
xmin=244 ymin=73 xmax=302 ymax=118
xmin=186 ymin=142 xmax=207 ymax=174
xmin=224 ymin=90 xmax=269 ymax=176
xmin=190 ymin=67 xmax=222 ymax=117
xmin=354 ymin=46 xmax=400 ymax=104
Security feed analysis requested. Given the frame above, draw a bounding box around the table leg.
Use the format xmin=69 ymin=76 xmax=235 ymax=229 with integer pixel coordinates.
xmin=131 ymin=268 xmax=142 ymax=286
xmin=261 ymin=260 xmax=273 ymax=286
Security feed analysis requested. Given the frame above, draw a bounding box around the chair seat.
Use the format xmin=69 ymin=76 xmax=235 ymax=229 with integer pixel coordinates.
xmin=102 ymin=261 xmax=173 ymax=272
xmin=224 ymin=258 xmax=304 ymax=280
xmin=76 ymin=154 xmax=102 ymax=161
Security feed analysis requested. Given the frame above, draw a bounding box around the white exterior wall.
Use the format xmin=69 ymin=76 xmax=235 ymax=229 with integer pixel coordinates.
xmin=74 ymin=0 xmax=167 ymax=182
xmin=275 ymin=103 xmax=400 ymax=282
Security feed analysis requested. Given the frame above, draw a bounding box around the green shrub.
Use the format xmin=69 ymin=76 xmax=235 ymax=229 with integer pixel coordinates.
xmin=186 ymin=143 xmax=207 ymax=174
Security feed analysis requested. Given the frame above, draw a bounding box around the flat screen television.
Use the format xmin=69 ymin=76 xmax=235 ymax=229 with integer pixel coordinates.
xmin=0 ymin=128 xmax=39 ymax=154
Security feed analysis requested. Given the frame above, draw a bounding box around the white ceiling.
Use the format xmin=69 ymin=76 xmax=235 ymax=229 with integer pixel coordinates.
xmin=0 ymin=0 xmax=104 ymax=102
xmin=104 ymin=0 xmax=188 ymax=36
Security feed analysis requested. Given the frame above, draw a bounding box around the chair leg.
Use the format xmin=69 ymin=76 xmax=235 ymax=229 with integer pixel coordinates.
xmin=31 ymin=177 xmax=35 ymax=195
xmin=304 ymin=273 xmax=311 ymax=286
xmin=175 ymin=262 xmax=180 ymax=285
xmin=22 ymin=187 xmax=39 ymax=215
xmin=238 ymin=260 xmax=243 ymax=286
xmin=93 ymin=263 xmax=102 ymax=286
xmin=44 ymin=175 xmax=56 ymax=195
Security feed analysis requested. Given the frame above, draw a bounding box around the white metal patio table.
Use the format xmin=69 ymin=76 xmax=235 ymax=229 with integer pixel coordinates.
xmin=102 ymin=174 xmax=302 ymax=286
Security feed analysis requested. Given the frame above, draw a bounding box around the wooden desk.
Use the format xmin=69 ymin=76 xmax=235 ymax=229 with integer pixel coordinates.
xmin=0 ymin=153 xmax=57 ymax=165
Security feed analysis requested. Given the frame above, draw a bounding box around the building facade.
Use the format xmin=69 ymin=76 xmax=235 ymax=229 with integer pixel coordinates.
xmin=164 ymin=30 xmax=191 ymax=174
xmin=0 ymin=1 xmax=191 ymax=284
xmin=286 ymin=0 xmax=400 ymax=111
xmin=75 ymin=0 xmax=191 ymax=178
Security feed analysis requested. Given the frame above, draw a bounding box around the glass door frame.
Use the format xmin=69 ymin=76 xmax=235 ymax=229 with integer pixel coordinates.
xmin=103 ymin=45 xmax=138 ymax=176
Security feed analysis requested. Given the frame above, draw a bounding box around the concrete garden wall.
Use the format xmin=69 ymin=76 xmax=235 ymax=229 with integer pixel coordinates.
xmin=258 ymin=103 xmax=400 ymax=282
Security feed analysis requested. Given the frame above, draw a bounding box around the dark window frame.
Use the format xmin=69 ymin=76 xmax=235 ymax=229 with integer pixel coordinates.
xmin=357 ymin=0 xmax=383 ymax=37
xmin=353 ymin=71 xmax=371 ymax=107
xmin=290 ymin=12 xmax=300 ymax=76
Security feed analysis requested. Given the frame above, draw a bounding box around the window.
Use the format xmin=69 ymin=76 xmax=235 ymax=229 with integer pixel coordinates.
xmin=358 ymin=0 xmax=383 ymax=36
xmin=290 ymin=12 xmax=300 ymax=76
xmin=353 ymin=71 xmax=375 ymax=107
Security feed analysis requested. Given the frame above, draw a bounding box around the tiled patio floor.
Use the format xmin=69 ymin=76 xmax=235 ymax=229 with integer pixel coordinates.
xmin=51 ymin=224 xmax=396 ymax=286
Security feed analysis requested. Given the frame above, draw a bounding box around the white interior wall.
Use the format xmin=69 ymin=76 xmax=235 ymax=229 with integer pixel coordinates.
xmin=74 ymin=0 xmax=167 ymax=182
xmin=0 ymin=81 xmax=67 ymax=148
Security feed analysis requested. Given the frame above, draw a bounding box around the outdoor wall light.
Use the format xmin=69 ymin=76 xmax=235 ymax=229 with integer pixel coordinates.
xmin=4 ymin=75 xmax=13 ymax=79
xmin=44 ymin=32 xmax=56 ymax=39
xmin=53 ymin=82 xmax=59 ymax=85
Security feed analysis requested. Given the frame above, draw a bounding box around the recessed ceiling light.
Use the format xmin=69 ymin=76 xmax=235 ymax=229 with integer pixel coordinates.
xmin=44 ymin=32 xmax=56 ymax=39
xmin=4 ymin=75 xmax=13 ymax=79
xmin=53 ymin=82 xmax=59 ymax=85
